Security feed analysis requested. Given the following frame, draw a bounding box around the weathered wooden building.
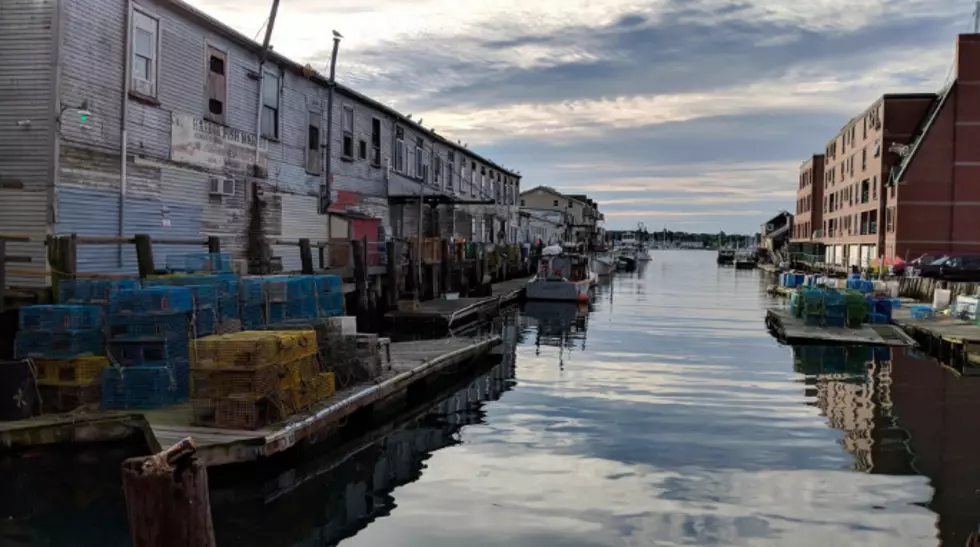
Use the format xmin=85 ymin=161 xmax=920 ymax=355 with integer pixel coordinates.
xmin=0 ymin=0 xmax=520 ymax=287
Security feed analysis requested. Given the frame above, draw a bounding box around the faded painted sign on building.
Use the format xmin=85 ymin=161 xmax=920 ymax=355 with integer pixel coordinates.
xmin=170 ymin=114 xmax=268 ymax=174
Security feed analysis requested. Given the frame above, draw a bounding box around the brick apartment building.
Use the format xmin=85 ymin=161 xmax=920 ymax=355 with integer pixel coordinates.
xmin=792 ymin=154 xmax=824 ymax=242
xmin=796 ymin=34 xmax=980 ymax=266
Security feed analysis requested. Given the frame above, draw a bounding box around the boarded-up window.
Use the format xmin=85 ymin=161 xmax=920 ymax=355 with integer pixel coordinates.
xmin=206 ymin=47 xmax=227 ymax=124
xmin=307 ymin=111 xmax=321 ymax=174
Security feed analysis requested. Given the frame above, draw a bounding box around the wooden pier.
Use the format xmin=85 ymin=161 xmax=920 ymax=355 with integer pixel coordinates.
xmin=0 ymin=336 xmax=500 ymax=465
xmin=386 ymin=277 xmax=529 ymax=329
xmin=891 ymin=308 xmax=980 ymax=366
xmin=765 ymin=309 xmax=917 ymax=346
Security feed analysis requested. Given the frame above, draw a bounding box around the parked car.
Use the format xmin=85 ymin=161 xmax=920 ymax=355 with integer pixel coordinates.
xmin=918 ymin=255 xmax=980 ymax=281
xmin=895 ymin=254 xmax=941 ymax=276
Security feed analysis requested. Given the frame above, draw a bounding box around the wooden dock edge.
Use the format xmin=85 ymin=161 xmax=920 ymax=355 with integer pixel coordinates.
xmin=190 ymin=336 xmax=503 ymax=467
xmin=0 ymin=413 xmax=154 ymax=453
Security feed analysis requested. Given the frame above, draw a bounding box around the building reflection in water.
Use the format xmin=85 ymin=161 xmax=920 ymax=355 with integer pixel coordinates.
xmin=208 ymin=312 xmax=522 ymax=547
xmin=794 ymin=344 xmax=980 ymax=545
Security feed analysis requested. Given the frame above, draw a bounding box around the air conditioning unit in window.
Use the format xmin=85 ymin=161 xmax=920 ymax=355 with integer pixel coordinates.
xmin=209 ymin=176 xmax=235 ymax=196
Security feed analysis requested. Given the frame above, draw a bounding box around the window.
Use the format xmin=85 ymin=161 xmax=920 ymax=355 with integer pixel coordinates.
xmin=447 ymin=151 xmax=455 ymax=189
xmin=370 ymin=118 xmax=382 ymax=167
xmin=415 ymin=138 xmax=425 ymax=181
xmin=553 ymin=199 xmax=559 ymax=207
xmin=521 ymin=199 xmax=525 ymax=206
xmin=480 ymin=167 xmax=486 ymax=196
xmin=394 ymin=126 xmax=405 ymax=172
xmin=872 ymin=175 xmax=877 ymax=200
xmin=358 ymin=139 xmax=367 ymax=161
xmin=205 ymin=46 xmax=227 ymax=124
xmin=341 ymin=105 xmax=354 ymax=159
xmin=131 ymin=10 xmax=159 ymax=98
xmin=434 ymin=156 xmax=442 ymax=186
xmin=261 ymin=71 xmax=280 ymax=138
xmin=306 ymin=111 xmax=321 ymax=174
xmin=861 ymin=148 xmax=867 ymax=170
xmin=470 ymin=161 xmax=476 ymax=196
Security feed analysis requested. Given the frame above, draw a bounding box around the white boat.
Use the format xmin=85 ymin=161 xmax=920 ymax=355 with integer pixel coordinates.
xmin=591 ymin=252 xmax=616 ymax=276
xmin=527 ymin=246 xmax=597 ymax=302
xmin=635 ymin=244 xmax=652 ymax=262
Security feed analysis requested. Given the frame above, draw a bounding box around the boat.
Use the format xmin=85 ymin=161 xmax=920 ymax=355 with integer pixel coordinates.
xmin=527 ymin=245 xmax=597 ymax=302
xmin=717 ymin=249 xmax=735 ymax=265
xmin=591 ymin=252 xmax=616 ymax=277
xmin=615 ymin=251 xmax=637 ymax=272
xmin=734 ymin=249 xmax=757 ymax=269
xmin=635 ymin=244 xmax=652 ymax=262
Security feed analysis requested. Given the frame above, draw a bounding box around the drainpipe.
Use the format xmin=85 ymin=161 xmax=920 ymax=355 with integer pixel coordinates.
xmin=323 ymin=33 xmax=341 ymax=261
xmin=49 ymin=0 xmax=63 ymax=232
xmin=119 ymin=0 xmax=133 ymax=267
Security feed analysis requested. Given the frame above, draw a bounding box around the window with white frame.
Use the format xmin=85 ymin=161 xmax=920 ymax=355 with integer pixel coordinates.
xmin=342 ymin=105 xmax=354 ymax=159
xmin=415 ymin=138 xmax=425 ymax=181
xmin=394 ymin=126 xmax=405 ymax=172
xmin=131 ymin=10 xmax=159 ymax=98
xmin=261 ymin=71 xmax=280 ymax=138
xmin=447 ymin=151 xmax=455 ymax=190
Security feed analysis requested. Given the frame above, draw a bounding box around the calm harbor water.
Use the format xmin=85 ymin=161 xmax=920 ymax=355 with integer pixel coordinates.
xmin=3 ymin=250 xmax=979 ymax=546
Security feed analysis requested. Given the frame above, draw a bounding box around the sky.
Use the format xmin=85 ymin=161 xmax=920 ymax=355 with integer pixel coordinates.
xmin=188 ymin=0 xmax=972 ymax=233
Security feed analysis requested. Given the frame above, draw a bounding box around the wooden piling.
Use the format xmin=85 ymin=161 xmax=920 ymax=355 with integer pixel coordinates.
xmin=386 ymin=240 xmax=399 ymax=309
xmin=0 ymin=240 xmax=6 ymax=312
xmin=298 ymin=238 xmax=314 ymax=275
xmin=48 ymin=234 xmax=77 ymax=302
xmin=121 ymin=438 xmax=216 ymax=547
xmin=352 ymin=238 xmax=369 ymax=329
xmin=206 ymin=236 xmax=221 ymax=254
xmin=134 ymin=234 xmax=155 ymax=279
xmin=440 ymin=239 xmax=451 ymax=294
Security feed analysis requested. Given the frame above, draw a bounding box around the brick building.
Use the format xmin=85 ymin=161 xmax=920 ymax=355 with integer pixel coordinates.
xmin=793 ymin=154 xmax=824 ymax=242
xmin=807 ymin=33 xmax=980 ymax=266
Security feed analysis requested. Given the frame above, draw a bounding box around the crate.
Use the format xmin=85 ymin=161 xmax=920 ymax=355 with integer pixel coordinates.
xmin=282 ymin=384 xmax=313 ymax=413
xmin=58 ymin=278 xmax=140 ymax=305
xmin=34 ymin=356 xmax=110 ymax=384
xmin=313 ymin=371 xmax=335 ymax=401
xmin=107 ymin=311 xmax=191 ymax=340
xmin=108 ymin=337 xmax=188 ymax=368
xmin=192 ymin=330 xmax=317 ymax=369
xmin=216 ymin=319 xmax=242 ymax=335
xmin=15 ymin=330 xmax=103 ymax=359
xmin=39 ymin=381 xmax=101 ymax=413
xmin=317 ymin=293 xmax=345 ymax=317
xmin=0 ymin=360 xmax=41 ymax=421
xmin=185 ymin=252 xmax=233 ymax=274
xmin=241 ymin=276 xmax=317 ymax=304
xmin=313 ymin=275 xmax=343 ymax=295
xmin=101 ymin=366 xmax=178 ymax=410
xmin=19 ymin=305 xmax=103 ymax=332
xmin=110 ymin=286 xmax=194 ymax=314
xmin=190 ymin=364 xmax=282 ymax=399
xmin=192 ymin=395 xmax=278 ymax=430
xmin=218 ymin=296 xmax=240 ymax=322
xmin=281 ymin=355 xmax=319 ymax=391
xmin=193 ymin=309 xmax=217 ymax=338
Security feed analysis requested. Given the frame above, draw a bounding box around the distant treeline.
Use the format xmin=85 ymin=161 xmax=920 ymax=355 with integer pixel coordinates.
xmin=606 ymin=229 xmax=759 ymax=247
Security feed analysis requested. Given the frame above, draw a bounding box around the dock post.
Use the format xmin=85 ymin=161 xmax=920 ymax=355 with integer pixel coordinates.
xmin=134 ymin=234 xmax=155 ymax=279
xmin=0 ymin=240 xmax=6 ymax=312
xmin=477 ymin=243 xmax=487 ymax=296
xmin=207 ymin=236 xmax=221 ymax=254
xmin=121 ymin=438 xmax=216 ymax=547
xmin=352 ymin=238 xmax=369 ymax=329
xmin=298 ymin=238 xmax=314 ymax=274
xmin=440 ymin=239 xmax=451 ymax=294
xmin=48 ymin=234 xmax=78 ymax=303
xmin=386 ymin=240 xmax=399 ymax=309
xmin=408 ymin=249 xmax=419 ymax=302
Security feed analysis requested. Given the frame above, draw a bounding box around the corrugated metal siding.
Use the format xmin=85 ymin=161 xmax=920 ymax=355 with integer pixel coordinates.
xmin=0 ymin=0 xmax=56 ymax=287
xmin=56 ymin=187 xmax=202 ymax=274
xmin=272 ymin=192 xmax=326 ymax=272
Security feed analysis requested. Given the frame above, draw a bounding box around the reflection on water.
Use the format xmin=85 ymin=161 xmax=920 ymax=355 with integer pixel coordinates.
xmin=5 ymin=251 xmax=980 ymax=546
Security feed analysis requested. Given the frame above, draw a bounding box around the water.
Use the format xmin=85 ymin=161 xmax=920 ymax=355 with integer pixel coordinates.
xmin=3 ymin=250 xmax=980 ymax=546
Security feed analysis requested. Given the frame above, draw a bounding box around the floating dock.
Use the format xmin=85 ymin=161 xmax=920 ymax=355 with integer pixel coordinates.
xmin=765 ymin=309 xmax=917 ymax=346
xmin=0 ymin=336 xmax=500 ymax=466
xmin=387 ymin=277 xmax=528 ymax=328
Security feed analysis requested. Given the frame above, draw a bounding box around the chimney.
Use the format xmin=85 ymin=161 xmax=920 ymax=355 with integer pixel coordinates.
xmin=956 ymin=33 xmax=980 ymax=82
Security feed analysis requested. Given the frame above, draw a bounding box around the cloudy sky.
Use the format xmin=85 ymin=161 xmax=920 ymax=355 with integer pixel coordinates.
xmin=190 ymin=0 xmax=970 ymax=233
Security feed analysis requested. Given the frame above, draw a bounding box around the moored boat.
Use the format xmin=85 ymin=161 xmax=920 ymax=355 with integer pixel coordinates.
xmin=527 ymin=246 xmax=597 ymax=302
xmin=591 ymin=252 xmax=617 ymax=276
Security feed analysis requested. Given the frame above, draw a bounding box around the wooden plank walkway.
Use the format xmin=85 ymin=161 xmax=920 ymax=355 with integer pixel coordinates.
xmin=386 ymin=276 xmax=529 ymax=327
xmin=0 ymin=411 xmax=153 ymax=452
xmin=765 ymin=309 xmax=917 ymax=346
xmin=145 ymin=336 xmax=501 ymax=466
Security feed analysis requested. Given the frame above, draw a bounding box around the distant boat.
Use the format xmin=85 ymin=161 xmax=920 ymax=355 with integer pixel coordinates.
xmin=717 ymin=249 xmax=735 ymax=265
xmin=591 ymin=252 xmax=616 ymax=276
